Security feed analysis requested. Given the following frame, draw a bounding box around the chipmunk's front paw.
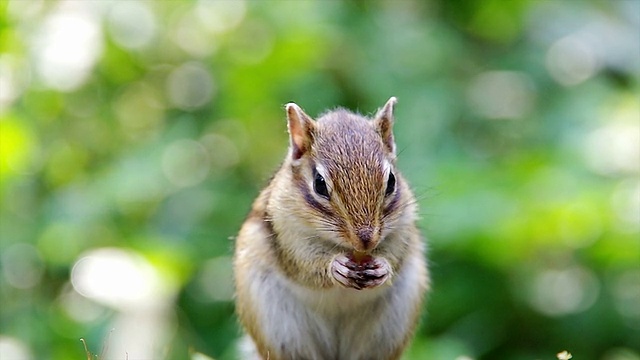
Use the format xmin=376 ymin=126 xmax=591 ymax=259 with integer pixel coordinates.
xmin=331 ymin=254 xmax=390 ymax=290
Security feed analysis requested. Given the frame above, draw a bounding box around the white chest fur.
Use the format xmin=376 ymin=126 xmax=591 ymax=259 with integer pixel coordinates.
xmin=242 ymin=251 xmax=424 ymax=360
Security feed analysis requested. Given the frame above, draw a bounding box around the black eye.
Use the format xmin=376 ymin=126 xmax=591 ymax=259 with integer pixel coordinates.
xmin=385 ymin=172 xmax=395 ymax=197
xmin=313 ymin=169 xmax=330 ymax=199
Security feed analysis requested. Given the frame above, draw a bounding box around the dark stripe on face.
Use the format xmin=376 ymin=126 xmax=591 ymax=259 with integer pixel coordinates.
xmin=291 ymin=161 xmax=335 ymax=217
xmin=263 ymin=210 xmax=300 ymax=281
xmin=297 ymin=180 xmax=335 ymax=217
xmin=259 ymin=208 xmax=279 ymax=253
xmin=263 ymin=212 xmax=275 ymax=239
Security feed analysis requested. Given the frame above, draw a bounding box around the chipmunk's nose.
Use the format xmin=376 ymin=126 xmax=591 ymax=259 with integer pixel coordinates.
xmin=356 ymin=226 xmax=377 ymax=250
xmin=357 ymin=227 xmax=372 ymax=244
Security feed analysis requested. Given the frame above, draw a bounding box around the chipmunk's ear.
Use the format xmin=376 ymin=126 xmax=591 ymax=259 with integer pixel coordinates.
xmin=373 ymin=97 xmax=397 ymax=155
xmin=286 ymin=102 xmax=316 ymax=161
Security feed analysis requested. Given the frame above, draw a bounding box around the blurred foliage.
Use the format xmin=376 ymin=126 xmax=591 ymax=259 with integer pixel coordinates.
xmin=1 ymin=0 xmax=639 ymax=359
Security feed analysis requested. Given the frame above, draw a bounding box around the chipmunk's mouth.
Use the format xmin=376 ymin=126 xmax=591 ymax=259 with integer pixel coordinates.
xmin=350 ymin=251 xmax=373 ymax=264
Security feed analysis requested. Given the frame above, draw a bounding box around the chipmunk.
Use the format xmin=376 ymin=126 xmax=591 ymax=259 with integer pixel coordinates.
xmin=233 ymin=97 xmax=429 ymax=360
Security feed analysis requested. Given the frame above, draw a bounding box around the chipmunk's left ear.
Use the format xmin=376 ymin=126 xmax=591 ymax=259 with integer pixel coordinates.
xmin=286 ymin=102 xmax=316 ymax=161
xmin=373 ymin=97 xmax=397 ymax=155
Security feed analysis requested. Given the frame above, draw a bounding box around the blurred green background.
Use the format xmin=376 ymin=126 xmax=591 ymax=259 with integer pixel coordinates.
xmin=1 ymin=0 xmax=639 ymax=359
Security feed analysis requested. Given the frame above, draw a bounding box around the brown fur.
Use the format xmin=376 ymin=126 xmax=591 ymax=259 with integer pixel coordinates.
xmin=234 ymin=98 xmax=429 ymax=360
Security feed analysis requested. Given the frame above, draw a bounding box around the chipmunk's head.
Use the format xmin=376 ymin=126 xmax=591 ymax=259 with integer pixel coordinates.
xmin=285 ymin=97 xmax=403 ymax=252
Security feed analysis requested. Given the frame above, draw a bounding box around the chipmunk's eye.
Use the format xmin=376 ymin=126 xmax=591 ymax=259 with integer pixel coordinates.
xmin=385 ymin=172 xmax=396 ymax=197
xmin=313 ymin=169 xmax=330 ymax=199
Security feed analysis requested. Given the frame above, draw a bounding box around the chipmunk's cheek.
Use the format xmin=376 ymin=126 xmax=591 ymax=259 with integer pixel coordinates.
xmin=330 ymin=254 xmax=390 ymax=290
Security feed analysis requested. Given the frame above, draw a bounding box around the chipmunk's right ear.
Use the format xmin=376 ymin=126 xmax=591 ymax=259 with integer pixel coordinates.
xmin=373 ymin=97 xmax=397 ymax=155
xmin=286 ymin=103 xmax=316 ymax=161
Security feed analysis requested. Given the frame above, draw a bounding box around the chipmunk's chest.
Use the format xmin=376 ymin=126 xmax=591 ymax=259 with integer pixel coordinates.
xmin=289 ymin=278 xmax=389 ymax=316
xmin=262 ymin=272 xmax=393 ymax=359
